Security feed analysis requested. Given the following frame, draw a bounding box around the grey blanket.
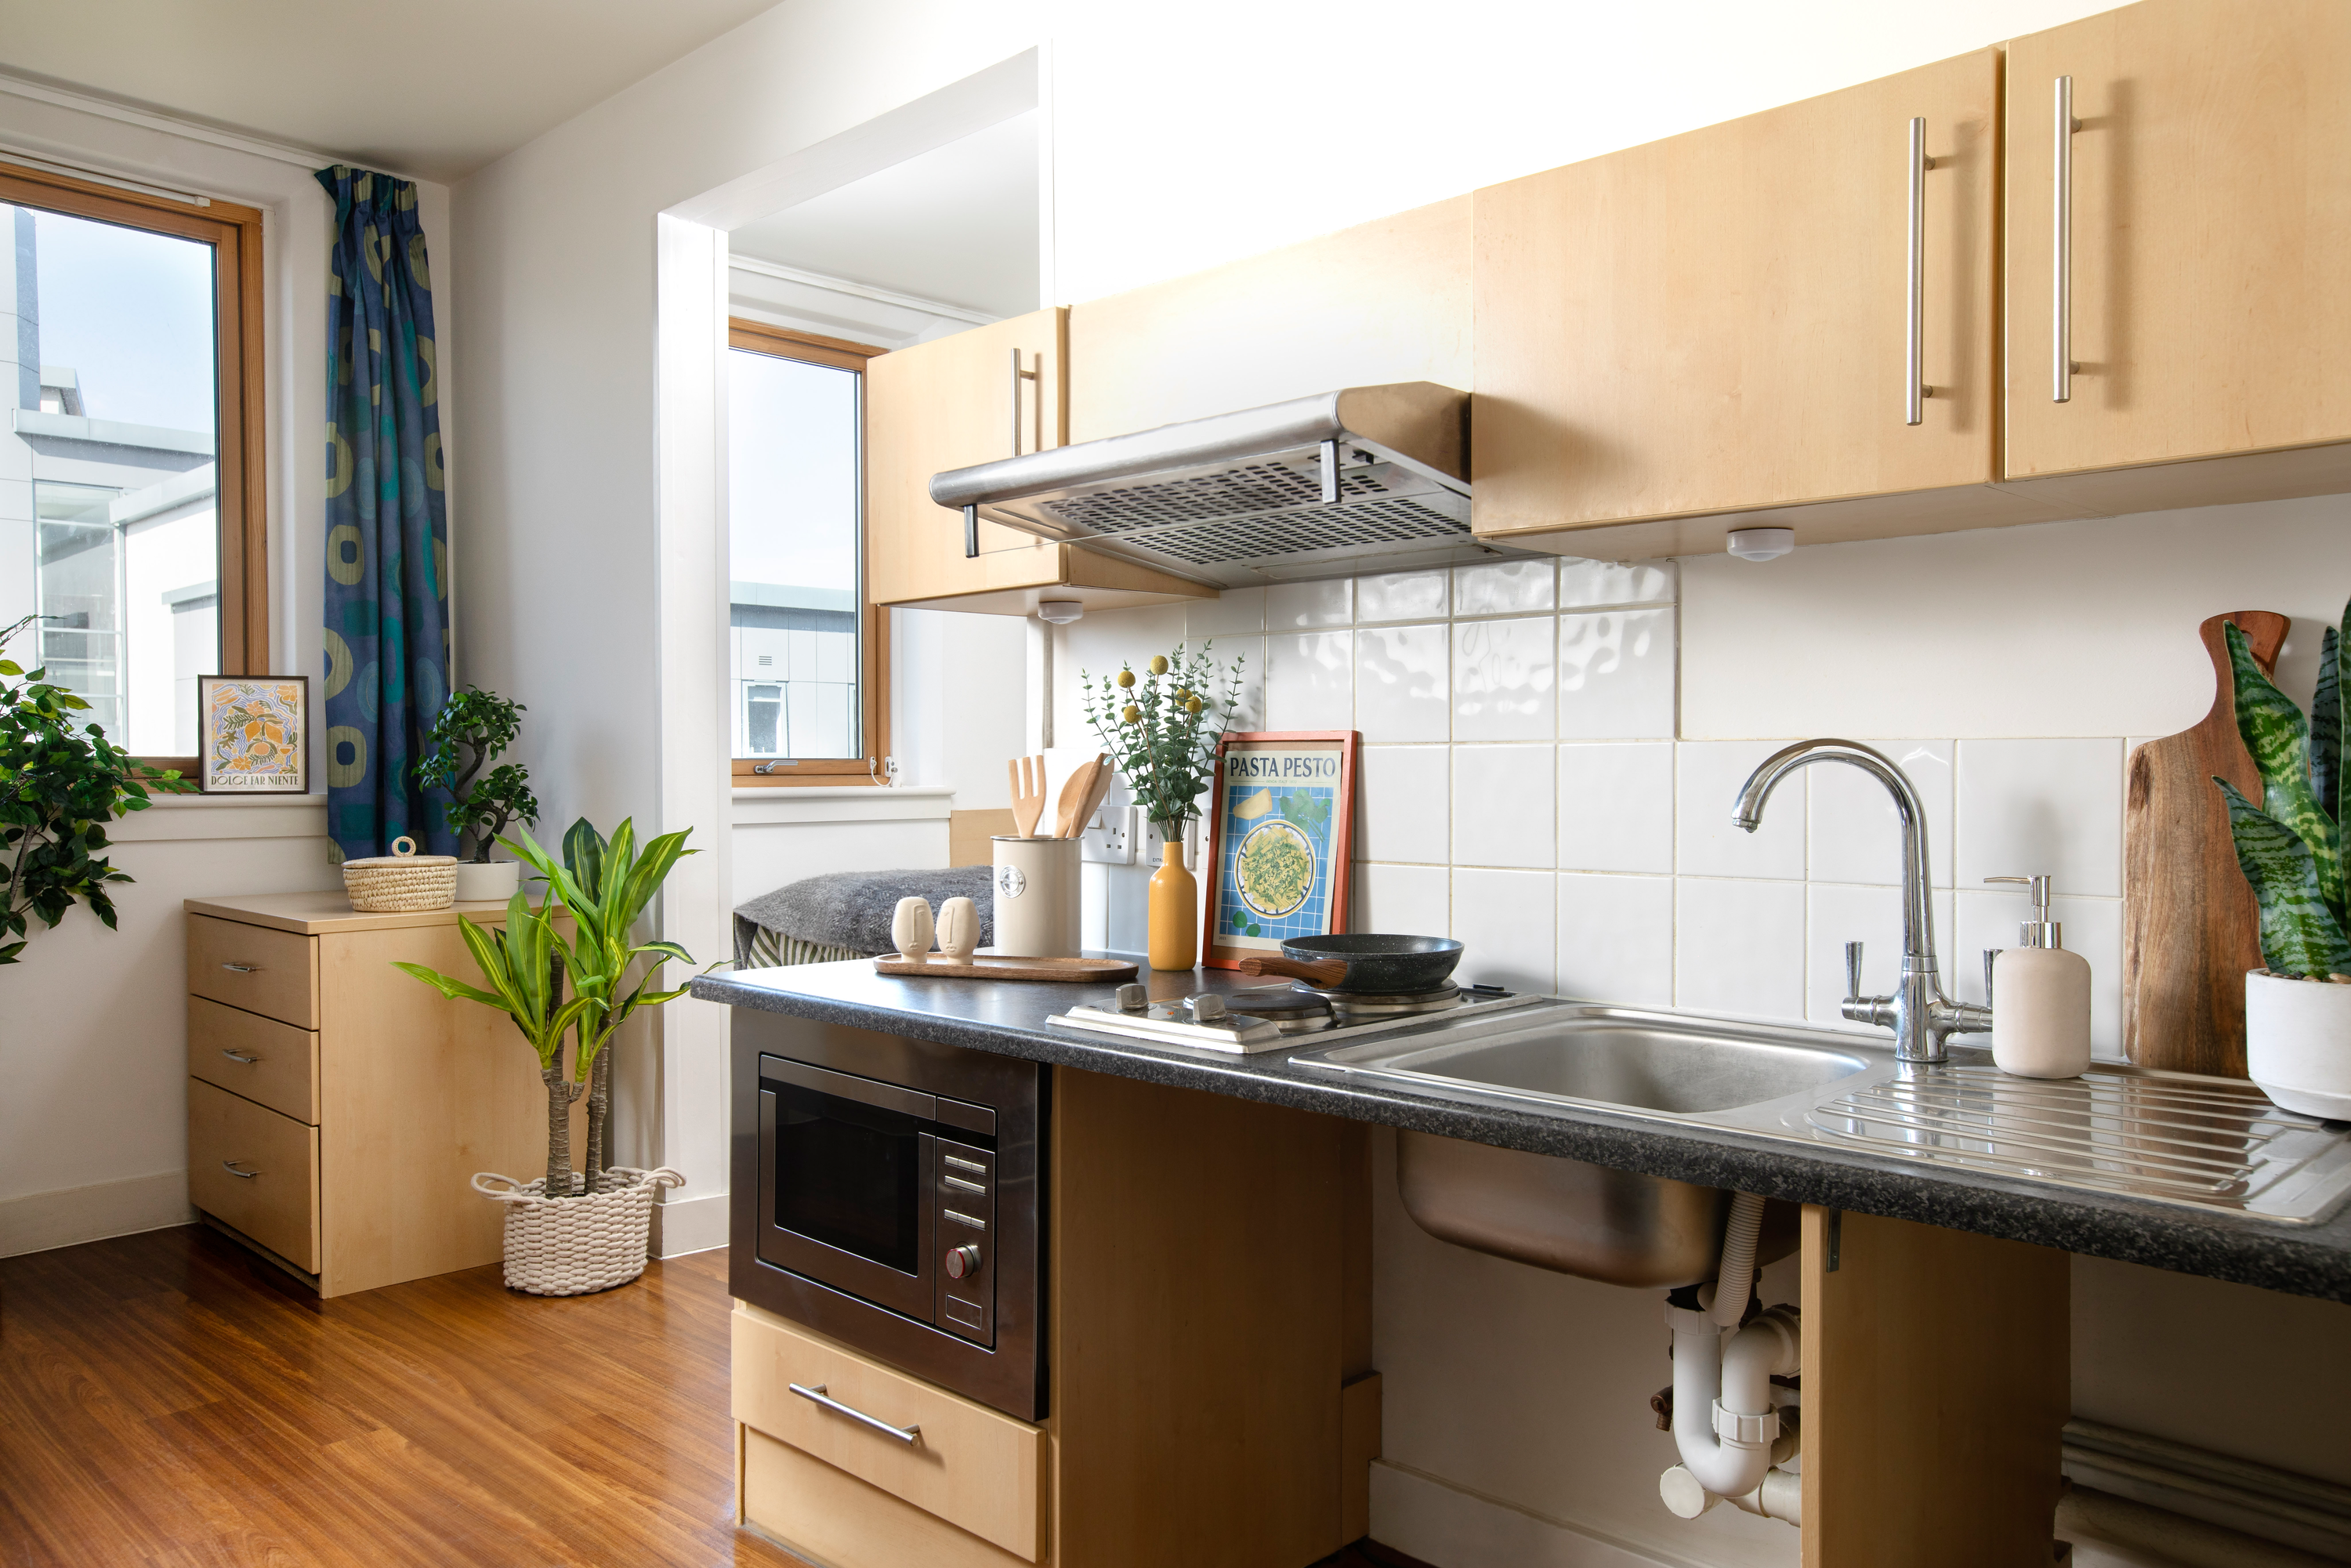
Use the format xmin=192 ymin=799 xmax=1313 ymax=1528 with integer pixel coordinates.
xmin=732 ymin=867 xmax=996 ymax=968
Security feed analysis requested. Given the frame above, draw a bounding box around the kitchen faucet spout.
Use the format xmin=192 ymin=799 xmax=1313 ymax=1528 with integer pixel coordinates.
xmin=1730 ymin=740 xmax=1988 ymax=1063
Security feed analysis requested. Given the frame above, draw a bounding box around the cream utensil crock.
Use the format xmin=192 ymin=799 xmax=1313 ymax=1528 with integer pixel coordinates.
xmin=993 ymin=837 xmax=1081 ymax=958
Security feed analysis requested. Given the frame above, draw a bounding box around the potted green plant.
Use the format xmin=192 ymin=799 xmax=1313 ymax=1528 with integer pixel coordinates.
xmin=1081 ymin=642 xmax=1244 ymax=969
xmin=415 ymin=684 xmax=540 ymax=903
xmin=1 ymin=614 xmax=189 ymax=963
xmin=394 ymin=816 xmax=702 ymax=1295
xmin=2215 ymin=605 xmax=2351 ymax=1117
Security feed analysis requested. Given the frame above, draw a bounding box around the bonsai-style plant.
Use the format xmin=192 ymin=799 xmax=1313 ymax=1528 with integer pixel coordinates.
xmin=1081 ymin=641 xmax=1244 ymax=970
xmin=1080 ymin=642 xmax=1245 ymax=841
xmin=415 ymin=685 xmax=539 ymax=863
xmin=0 ymin=614 xmax=188 ymax=964
xmin=2215 ymin=603 xmax=2351 ymax=1118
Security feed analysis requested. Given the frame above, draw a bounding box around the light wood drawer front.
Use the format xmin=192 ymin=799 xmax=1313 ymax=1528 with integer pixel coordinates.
xmin=188 ymin=916 xmax=317 ymax=1029
xmin=188 ymin=1078 xmax=319 ymax=1273
xmin=187 ymin=998 xmax=318 ymax=1124
xmin=732 ymin=1306 xmax=1044 ymax=1562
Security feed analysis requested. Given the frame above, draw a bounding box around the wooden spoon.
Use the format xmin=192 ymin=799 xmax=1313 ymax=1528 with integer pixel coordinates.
xmin=1237 ymin=954 xmax=1351 ymax=987
xmin=1057 ymin=754 xmax=1116 ymax=838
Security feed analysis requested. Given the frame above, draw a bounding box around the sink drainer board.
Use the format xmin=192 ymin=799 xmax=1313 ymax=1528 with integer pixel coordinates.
xmin=1797 ymin=1064 xmax=2351 ymax=1221
xmin=1293 ymin=1001 xmax=2351 ymax=1226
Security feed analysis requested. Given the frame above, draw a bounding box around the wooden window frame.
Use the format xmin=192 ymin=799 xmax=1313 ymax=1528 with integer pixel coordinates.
xmin=726 ymin=320 xmax=893 ymax=787
xmin=0 ymin=159 xmax=267 ymax=776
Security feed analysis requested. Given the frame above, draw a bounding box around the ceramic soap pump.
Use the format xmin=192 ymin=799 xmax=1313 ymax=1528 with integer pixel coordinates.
xmin=1984 ymin=874 xmax=2092 ymax=1079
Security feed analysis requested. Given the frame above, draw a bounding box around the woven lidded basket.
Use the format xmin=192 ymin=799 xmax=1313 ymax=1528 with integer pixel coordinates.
xmin=470 ymin=1167 xmax=686 ymax=1295
xmin=342 ymin=835 xmax=458 ymax=912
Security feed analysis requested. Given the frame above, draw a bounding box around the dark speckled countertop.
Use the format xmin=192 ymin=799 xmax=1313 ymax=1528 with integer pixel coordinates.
xmin=693 ymin=959 xmax=2351 ymax=1303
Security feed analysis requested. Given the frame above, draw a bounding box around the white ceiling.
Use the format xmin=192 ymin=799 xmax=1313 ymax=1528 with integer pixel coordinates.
xmin=728 ymin=110 xmax=1039 ymax=320
xmin=0 ymin=0 xmax=784 ymax=182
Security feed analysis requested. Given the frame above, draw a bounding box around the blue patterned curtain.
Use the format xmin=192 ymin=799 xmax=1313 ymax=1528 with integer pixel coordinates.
xmin=317 ymin=165 xmax=451 ymax=860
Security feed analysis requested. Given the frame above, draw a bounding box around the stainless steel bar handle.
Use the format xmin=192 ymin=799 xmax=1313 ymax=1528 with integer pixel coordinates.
xmin=1905 ymin=118 xmax=1933 ymax=426
xmin=220 ymin=962 xmax=260 ymax=972
xmin=221 ymin=1160 xmax=260 ymax=1179
xmin=220 ymin=1048 xmax=261 ymax=1064
xmin=2053 ymin=75 xmax=2078 ymax=404
xmin=789 ymin=1382 xmax=920 ymax=1443
xmin=1009 ymin=347 xmax=1023 ymax=454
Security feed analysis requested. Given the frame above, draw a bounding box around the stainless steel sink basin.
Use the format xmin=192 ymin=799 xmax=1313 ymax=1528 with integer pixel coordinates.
xmin=1295 ymin=1001 xmax=2351 ymax=1284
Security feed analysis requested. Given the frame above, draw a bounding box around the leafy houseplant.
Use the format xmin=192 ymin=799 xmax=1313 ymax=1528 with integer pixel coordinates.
xmin=1081 ymin=643 xmax=1244 ymax=970
xmin=394 ymin=816 xmax=704 ymax=1293
xmin=2215 ymin=603 xmax=2351 ymax=1117
xmin=0 ymin=614 xmax=189 ymax=963
xmin=415 ymin=686 xmax=539 ymax=865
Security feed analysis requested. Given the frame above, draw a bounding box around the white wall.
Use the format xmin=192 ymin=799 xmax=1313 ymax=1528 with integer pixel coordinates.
xmin=0 ymin=83 xmax=444 ymax=1255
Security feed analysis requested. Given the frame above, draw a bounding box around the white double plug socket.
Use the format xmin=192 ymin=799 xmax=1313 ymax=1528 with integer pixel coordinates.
xmin=1081 ymin=803 xmax=1139 ymax=865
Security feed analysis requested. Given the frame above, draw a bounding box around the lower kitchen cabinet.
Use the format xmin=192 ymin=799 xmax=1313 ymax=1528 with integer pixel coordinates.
xmin=734 ymin=1066 xmax=1378 ymax=1568
xmin=183 ymin=891 xmax=579 ymax=1298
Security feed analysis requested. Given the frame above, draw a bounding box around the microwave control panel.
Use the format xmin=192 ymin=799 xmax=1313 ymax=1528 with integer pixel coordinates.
xmin=933 ymin=1138 xmax=995 ymax=1346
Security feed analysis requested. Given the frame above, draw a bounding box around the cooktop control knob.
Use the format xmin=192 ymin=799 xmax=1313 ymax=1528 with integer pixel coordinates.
xmin=944 ymin=1244 xmax=982 ymax=1280
xmin=1185 ymin=993 xmax=1229 ymax=1023
xmin=1114 ymin=983 xmax=1149 ymax=1012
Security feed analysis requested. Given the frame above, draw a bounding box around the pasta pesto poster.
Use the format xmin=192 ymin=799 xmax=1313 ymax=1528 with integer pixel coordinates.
xmin=1212 ymin=741 xmax=1345 ymax=951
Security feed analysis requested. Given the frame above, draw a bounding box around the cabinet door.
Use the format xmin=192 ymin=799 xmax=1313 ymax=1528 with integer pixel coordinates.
xmin=2005 ymin=0 xmax=2351 ymax=479
xmin=1475 ymin=49 xmax=2000 ymax=540
xmin=866 ymin=308 xmax=1067 ymax=606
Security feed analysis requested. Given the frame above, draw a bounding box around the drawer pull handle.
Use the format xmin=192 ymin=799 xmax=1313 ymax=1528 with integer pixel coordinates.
xmin=220 ymin=962 xmax=262 ymax=973
xmin=789 ymin=1382 xmax=920 ymax=1444
xmin=220 ymin=1049 xmax=261 ymax=1064
xmin=221 ymin=1160 xmax=262 ymax=1179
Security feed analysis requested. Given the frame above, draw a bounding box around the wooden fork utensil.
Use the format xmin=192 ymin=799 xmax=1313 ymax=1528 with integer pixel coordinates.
xmin=1009 ymin=754 xmax=1047 ymax=838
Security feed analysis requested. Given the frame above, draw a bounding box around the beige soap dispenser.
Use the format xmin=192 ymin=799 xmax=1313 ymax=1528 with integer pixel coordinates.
xmin=1985 ymin=874 xmax=2092 ymax=1078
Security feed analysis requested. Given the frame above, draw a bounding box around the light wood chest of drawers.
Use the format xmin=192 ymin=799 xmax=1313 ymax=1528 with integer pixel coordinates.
xmin=183 ymin=891 xmax=578 ymax=1297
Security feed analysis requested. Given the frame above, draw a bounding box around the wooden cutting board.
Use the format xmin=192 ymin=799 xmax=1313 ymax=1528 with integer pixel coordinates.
xmin=872 ymin=955 xmax=1139 ymax=982
xmin=2122 ymin=610 xmax=2290 ymax=1077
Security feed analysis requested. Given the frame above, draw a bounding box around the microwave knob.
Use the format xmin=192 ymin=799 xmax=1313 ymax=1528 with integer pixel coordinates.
xmin=944 ymin=1244 xmax=983 ymax=1280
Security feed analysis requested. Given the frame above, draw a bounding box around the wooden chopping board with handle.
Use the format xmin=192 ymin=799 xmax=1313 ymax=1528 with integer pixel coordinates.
xmin=2123 ymin=610 xmax=2290 ymax=1077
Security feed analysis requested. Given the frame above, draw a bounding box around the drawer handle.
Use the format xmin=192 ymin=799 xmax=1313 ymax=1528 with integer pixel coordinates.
xmin=789 ymin=1382 xmax=920 ymax=1444
xmin=220 ymin=1049 xmax=261 ymax=1064
xmin=221 ymin=1160 xmax=262 ymax=1179
xmin=220 ymin=962 xmax=262 ymax=973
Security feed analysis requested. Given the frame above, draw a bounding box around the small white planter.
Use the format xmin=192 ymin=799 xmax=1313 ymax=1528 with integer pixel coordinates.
xmin=471 ymin=1166 xmax=686 ymax=1295
xmin=2245 ymin=969 xmax=2351 ymax=1119
xmin=454 ymin=860 xmax=523 ymax=903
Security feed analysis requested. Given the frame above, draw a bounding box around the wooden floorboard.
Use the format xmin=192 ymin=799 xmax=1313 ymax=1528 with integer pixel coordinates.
xmin=0 ymin=1224 xmax=1434 ymax=1567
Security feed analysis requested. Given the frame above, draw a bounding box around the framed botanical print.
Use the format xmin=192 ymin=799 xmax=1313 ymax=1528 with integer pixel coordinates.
xmin=197 ymin=675 xmax=310 ymax=794
xmin=1201 ymin=730 xmax=1359 ymax=971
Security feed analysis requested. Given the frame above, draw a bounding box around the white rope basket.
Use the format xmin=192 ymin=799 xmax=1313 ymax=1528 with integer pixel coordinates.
xmin=342 ymin=835 xmax=458 ymax=913
xmin=470 ymin=1166 xmax=686 ymax=1295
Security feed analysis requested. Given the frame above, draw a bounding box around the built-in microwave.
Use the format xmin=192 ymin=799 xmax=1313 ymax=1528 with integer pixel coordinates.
xmin=730 ymin=1010 xmax=1045 ymax=1422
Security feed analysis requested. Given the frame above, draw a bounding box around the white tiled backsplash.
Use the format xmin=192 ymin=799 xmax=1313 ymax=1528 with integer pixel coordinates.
xmin=1183 ymin=559 xmax=2132 ymax=1057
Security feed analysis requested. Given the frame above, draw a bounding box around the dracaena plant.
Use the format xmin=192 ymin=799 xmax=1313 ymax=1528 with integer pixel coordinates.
xmin=2215 ymin=604 xmax=2351 ymax=981
xmin=393 ymin=816 xmax=708 ymax=1197
xmin=0 ymin=614 xmax=190 ymax=963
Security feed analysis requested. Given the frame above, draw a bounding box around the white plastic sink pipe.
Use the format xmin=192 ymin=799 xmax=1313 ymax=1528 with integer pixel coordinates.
xmin=1664 ymin=1192 xmax=1802 ymax=1505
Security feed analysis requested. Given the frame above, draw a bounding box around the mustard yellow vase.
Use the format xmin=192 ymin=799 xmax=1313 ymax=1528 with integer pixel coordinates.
xmin=1147 ymin=835 xmax=1198 ymax=972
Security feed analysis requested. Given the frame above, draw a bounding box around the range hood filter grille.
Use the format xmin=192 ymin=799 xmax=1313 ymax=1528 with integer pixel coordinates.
xmin=1122 ymin=497 xmax=1470 ymax=567
xmin=1039 ymin=456 xmax=1401 ymax=534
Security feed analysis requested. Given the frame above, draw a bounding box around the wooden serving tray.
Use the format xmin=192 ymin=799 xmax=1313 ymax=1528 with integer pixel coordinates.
xmin=872 ymin=954 xmax=1139 ymax=982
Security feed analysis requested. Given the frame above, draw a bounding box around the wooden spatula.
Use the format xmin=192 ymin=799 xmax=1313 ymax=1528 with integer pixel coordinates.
xmin=1056 ymin=754 xmax=1115 ymax=838
xmin=1009 ymin=754 xmax=1046 ymax=838
xmin=2123 ymin=610 xmax=2289 ymax=1077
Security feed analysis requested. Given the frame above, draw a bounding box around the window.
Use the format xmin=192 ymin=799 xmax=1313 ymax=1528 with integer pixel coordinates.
xmin=728 ymin=320 xmax=888 ymax=783
xmin=0 ymin=160 xmax=266 ymax=767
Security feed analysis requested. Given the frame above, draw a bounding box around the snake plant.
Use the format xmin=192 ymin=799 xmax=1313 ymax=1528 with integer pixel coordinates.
xmin=2215 ymin=603 xmax=2351 ymax=980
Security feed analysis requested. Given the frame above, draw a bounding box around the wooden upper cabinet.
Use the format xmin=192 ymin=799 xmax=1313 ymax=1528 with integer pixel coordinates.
xmin=2005 ymin=0 xmax=2351 ymax=481
xmin=1474 ymin=49 xmax=2007 ymax=553
xmin=866 ymin=308 xmax=1069 ymax=606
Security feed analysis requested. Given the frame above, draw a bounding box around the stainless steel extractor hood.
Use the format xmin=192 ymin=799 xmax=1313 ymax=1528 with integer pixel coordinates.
xmin=929 ymin=382 xmax=1521 ymax=589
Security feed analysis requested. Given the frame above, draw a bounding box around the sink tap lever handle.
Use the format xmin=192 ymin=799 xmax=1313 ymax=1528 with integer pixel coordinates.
xmin=1843 ymin=940 xmax=1865 ymax=1003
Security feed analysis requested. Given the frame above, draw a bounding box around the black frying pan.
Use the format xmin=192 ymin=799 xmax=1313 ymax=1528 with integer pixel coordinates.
xmin=1236 ymin=932 xmax=1465 ymax=993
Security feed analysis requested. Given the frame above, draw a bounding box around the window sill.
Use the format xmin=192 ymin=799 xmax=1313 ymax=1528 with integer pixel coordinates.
xmin=113 ymin=791 xmax=327 ymax=843
xmin=733 ymin=785 xmax=954 ymax=827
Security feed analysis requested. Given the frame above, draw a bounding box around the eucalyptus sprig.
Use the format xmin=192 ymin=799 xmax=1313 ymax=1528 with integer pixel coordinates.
xmin=0 ymin=614 xmax=191 ymax=964
xmin=1080 ymin=642 xmax=1244 ymax=833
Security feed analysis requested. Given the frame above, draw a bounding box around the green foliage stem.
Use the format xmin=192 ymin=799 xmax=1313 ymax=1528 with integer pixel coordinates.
xmin=1078 ymin=642 xmax=1245 ymax=833
xmin=0 ymin=614 xmax=191 ymax=965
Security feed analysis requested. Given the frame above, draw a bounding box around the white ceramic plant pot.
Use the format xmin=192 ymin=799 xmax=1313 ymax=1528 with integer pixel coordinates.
xmin=454 ymin=860 xmax=523 ymax=903
xmin=2244 ymin=969 xmax=2351 ymax=1119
